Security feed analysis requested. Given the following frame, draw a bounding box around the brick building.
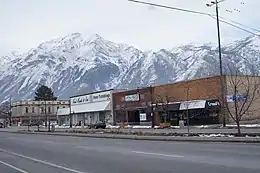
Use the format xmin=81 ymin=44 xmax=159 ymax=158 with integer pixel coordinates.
xmin=112 ymin=75 xmax=260 ymax=126
xmin=113 ymin=87 xmax=153 ymax=125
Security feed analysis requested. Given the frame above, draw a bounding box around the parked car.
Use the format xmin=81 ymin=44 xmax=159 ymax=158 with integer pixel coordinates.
xmin=89 ymin=121 xmax=106 ymax=129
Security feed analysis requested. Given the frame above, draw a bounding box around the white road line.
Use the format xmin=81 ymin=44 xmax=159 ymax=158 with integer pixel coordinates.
xmin=0 ymin=148 xmax=87 ymax=173
xmin=0 ymin=160 xmax=30 ymax=173
xmin=132 ymin=151 xmax=184 ymax=158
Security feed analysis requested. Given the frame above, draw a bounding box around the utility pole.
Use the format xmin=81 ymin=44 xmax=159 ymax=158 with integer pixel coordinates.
xmin=186 ymin=85 xmax=190 ymax=135
xmin=206 ymin=0 xmax=226 ymax=127
xmin=69 ymin=99 xmax=72 ymax=128
xmin=9 ymin=96 xmax=12 ymax=126
xmin=149 ymin=85 xmax=154 ymax=128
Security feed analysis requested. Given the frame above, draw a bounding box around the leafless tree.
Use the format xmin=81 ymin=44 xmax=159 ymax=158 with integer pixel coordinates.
xmin=155 ymin=93 xmax=173 ymax=123
xmin=225 ymin=68 xmax=260 ymax=135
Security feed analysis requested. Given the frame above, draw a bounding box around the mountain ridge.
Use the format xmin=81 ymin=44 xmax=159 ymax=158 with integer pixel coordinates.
xmin=0 ymin=33 xmax=260 ymax=102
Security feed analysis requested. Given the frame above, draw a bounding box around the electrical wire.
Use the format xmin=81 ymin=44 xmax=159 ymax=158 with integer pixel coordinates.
xmin=209 ymin=15 xmax=258 ymax=35
xmin=128 ymin=0 xmax=260 ymax=36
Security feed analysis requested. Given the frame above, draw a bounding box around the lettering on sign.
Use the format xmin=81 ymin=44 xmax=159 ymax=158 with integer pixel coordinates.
xmin=125 ymin=94 xmax=140 ymax=102
xmin=71 ymin=95 xmax=90 ymax=105
xmin=207 ymin=101 xmax=220 ymax=107
xmin=92 ymin=92 xmax=111 ymax=102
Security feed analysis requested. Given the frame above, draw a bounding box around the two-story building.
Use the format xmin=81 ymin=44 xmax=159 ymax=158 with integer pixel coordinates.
xmin=11 ymin=100 xmax=70 ymax=125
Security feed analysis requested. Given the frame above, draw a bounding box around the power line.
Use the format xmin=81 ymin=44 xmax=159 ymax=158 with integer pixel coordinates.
xmin=209 ymin=15 xmax=258 ymax=35
xmin=128 ymin=0 xmax=259 ymax=36
xmin=218 ymin=16 xmax=260 ymax=33
xmin=128 ymin=0 xmax=210 ymax=16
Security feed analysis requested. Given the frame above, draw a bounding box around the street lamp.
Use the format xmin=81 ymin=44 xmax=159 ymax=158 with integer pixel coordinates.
xmin=206 ymin=0 xmax=226 ymax=127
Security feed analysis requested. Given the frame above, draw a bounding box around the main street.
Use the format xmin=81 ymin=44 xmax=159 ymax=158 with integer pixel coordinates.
xmin=0 ymin=132 xmax=259 ymax=173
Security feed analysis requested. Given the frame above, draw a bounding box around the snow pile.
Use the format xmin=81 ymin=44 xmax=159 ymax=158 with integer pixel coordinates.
xmin=199 ymin=134 xmax=235 ymax=137
xmin=226 ymin=124 xmax=260 ymax=128
xmin=106 ymin=124 xmax=120 ymax=129
xmin=132 ymin=125 xmax=152 ymax=129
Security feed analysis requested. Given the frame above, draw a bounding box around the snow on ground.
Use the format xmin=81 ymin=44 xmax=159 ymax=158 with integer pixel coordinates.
xmin=226 ymin=124 xmax=260 ymax=128
xmin=199 ymin=134 xmax=234 ymax=137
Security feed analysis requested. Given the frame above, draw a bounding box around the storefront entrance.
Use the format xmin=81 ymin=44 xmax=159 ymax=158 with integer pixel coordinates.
xmin=127 ymin=110 xmax=140 ymax=125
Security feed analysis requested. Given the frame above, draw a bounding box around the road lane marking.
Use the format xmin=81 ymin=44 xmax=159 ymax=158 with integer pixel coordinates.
xmin=132 ymin=151 xmax=184 ymax=158
xmin=0 ymin=148 xmax=88 ymax=173
xmin=0 ymin=160 xmax=30 ymax=173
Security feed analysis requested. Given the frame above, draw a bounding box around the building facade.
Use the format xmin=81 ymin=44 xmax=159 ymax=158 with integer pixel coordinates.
xmin=225 ymin=75 xmax=260 ymax=122
xmin=11 ymin=100 xmax=70 ymax=125
xmin=113 ymin=87 xmax=153 ymax=126
xmin=113 ymin=75 xmax=260 ymax=126
xmin=56 ymin=107 xmax=70 ymax=126
xmin=70 ymin=89 xmax=117 ymax=126
xmin=152 ymin=76 xmax=222 ymax=125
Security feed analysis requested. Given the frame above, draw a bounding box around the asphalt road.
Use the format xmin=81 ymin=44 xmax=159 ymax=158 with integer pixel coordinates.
xmin=0 ymin=132 xmax=260 ymax=173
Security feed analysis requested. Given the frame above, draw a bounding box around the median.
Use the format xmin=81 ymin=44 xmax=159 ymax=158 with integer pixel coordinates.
xmin=2 ymin=127 xmax=259 ymax=143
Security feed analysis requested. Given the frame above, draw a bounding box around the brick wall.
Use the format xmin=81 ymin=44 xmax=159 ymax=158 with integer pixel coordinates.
xmin=225 ymin=75 xmax=260 ymax=122
xmin=153 ymin=76 xmax=222 ymax=103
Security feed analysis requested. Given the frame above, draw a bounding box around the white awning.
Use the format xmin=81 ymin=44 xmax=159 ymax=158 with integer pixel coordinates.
xmin=179 ymin=100 xmax=206 ymax=110
xmin=71 ymin=101 xmax=111 ymax=113
xmin=57 ymin=108 xmax=70 ymax=116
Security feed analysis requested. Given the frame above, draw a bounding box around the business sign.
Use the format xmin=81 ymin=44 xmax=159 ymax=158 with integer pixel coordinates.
xmin=92 ymin=91 xmax=111 ymax=102
xmin=139 ymin=113 xmax=147 ymax=121
xmin=125 ymin=93 xmax=140 ymax=102
xmin=71 ymin=95 xmax=90 ymax=105
xmin=226 ymin=94 xmax=248 ymax=103
xmin=206 ymin=99 xmax=220 ymax=108
xmin=179 ymin=100 xmax=206 ymax=110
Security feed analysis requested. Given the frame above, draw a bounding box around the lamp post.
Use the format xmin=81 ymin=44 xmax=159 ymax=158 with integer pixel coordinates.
xmin=206 ymin=0 xmax=226 ymax=127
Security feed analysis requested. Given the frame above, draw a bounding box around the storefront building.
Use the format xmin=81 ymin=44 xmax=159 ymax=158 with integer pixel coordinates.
xmin=70 ymin=89 xmax=116 ymax=125
xmin=113 ymin=87 xmax=153 ymax=125
xmin=113 ymin=76 xmax=223 ymax=126
xmin=11 ymin=100 xmax=70 ymax=125
xmin=152 ymin=76 xmax=222 ymax=125
xmin=56 ymin=107 xmax=70 ymax=126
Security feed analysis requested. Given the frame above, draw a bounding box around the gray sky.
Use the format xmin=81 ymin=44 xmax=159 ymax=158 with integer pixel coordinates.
xmin=1 ymin=0 xmax=259 ymax=54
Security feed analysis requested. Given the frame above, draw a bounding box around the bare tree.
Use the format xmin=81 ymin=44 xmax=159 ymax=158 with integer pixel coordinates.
xmin=155 ymin=93 xmax=173 ymax=123
xmin=225 ymin=68 xmax=260 ymax=136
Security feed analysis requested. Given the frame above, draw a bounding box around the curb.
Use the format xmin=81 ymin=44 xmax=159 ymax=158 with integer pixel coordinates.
xmin=2 ymin=131 xmax=260 ymax=143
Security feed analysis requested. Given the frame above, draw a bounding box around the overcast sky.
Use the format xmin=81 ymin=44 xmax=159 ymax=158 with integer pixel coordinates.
xmin=1 ymin=0 xmax=259 ymax=54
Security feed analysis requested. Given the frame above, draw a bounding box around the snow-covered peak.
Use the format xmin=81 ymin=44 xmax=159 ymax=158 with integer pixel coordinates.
xmin=0 ymin=33 xmax=260 ymax=102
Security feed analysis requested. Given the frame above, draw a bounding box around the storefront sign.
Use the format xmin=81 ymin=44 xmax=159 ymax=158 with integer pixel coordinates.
xmin=206 ymin=99 xmax=220 ymax=107
xmin=71 ymin=95 xmax=90 ymax=105
xmin=125 ymin=93 xmax=140 ymax=102
xmin=226 ymin=94 xmax=248 ymax=103
xmin=92 ymin=91 xmax=111 ymax=102
xmin=179 ymin=100 xmax=206 ymax=110
xmin=139 ymin=113 xmax=147 ymax=121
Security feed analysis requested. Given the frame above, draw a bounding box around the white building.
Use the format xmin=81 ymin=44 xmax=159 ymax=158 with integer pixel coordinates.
xmin=11 ymin=100 xmax=70 ymax=125
xmin=70 ymin=89 xmax=116 ymax=125
xmin=56 ymin=107 xmax=70 ymax=126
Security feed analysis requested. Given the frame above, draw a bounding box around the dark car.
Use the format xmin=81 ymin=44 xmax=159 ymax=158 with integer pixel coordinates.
xmin=89 ymin=121 xmax=106 ymax=129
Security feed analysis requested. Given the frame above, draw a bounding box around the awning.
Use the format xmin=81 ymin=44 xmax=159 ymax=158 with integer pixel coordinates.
xmin=71 ymin=101 xmax=111 ymax=113
xmin=154 ymin=103 xmax=180 ymax=112
xmin=179 ymin=100 xmax=206 ymax=110
xmin=57 ymin=108 xmax=70 ymax=116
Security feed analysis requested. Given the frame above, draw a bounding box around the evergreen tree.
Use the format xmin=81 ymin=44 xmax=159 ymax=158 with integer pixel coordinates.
xmin=34 ymin=85 xmax=57 ymax=101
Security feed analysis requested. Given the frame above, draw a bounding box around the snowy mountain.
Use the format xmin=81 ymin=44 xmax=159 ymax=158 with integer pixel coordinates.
xmin=0 ymin=33 xmax=260 ymax=102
